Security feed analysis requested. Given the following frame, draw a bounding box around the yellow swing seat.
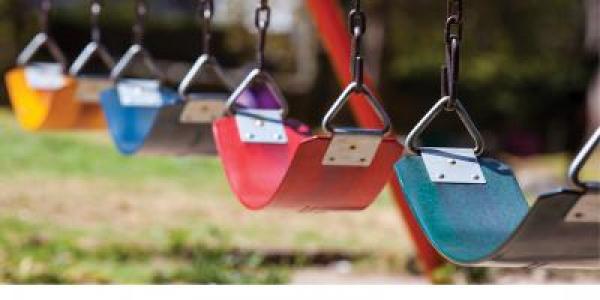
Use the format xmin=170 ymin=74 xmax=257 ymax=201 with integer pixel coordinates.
xmin=5 ymin=67 xmax=106 ymax=131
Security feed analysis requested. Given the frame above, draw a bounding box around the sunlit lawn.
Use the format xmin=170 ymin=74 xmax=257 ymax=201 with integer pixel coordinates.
xmin=0 ymin=109 xmax=413 ymax=283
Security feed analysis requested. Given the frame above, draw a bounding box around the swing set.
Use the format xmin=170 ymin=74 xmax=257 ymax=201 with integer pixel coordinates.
xmin=3 ymin=0 xmax=599 ymax=277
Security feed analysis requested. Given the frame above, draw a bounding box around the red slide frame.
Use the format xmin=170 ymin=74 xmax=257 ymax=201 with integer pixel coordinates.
xmin=305 ymin=0 xmax=445 ymax=277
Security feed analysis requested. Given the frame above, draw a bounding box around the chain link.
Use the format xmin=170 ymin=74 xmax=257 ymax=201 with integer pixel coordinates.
xmin=39 ymin=0 xmax=52 ymax=34
xmin=442 ymin=0 xmax=463 ymax=110
xmin=133 ymin=0 xmax=147 ymax=45
xmin=90 ymin=0 xmax=102 ymax=43
xmin=255 ymin=0 xmax=271 ymax=69
xmin=349 ymin=0 xmax=366 ymax=87
xmin=199 ymin=0 xmax=214 ymax=55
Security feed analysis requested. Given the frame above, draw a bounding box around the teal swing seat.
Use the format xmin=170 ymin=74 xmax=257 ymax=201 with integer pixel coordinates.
xmin=395 ymin=97 xmax=600 ymax=268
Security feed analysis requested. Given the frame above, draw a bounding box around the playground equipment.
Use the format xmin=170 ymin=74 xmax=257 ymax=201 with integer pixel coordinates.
xmin=177 ymin=0 xmax=233 ymax=155
xmin=100 ymin=0 xmax=219 ymax=156
xmin=395 ymin=0 xmax=600 ymax=268
xmin=213 ymin=0 xmax=403 ymax=211
xmin=305 ymin=0 xmax=444 ymax=273
xmin=5 ymin=0 xmax=106 ymax=131
xmin=67 ymin=0 xmax=114 ymax=129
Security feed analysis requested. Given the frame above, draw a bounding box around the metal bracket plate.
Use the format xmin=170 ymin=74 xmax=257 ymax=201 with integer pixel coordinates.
xmin=75 ymin=76 xmax=113 ymax=103
xmin=24 ymin=63 xmax=65 ymax=91
xmin=565 ymin=193 xmax=600 ymax=223
xmin=117 ymin=79 xmax=163 ymax=107
xmin=180 ymin=93 xmax=228 ymax=124
xmin=235 ymin=108 xmax=287 ymax=144
xmin=322 ymin=133 xmax=382 ymax=167
xmin=422 ymin=147 xmax=487 ymax=184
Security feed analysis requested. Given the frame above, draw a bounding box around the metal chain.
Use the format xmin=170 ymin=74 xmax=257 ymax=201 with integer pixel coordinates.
xmin=39 ymin=0 xmax=52 ymax=34
xmin=90 ymin=0 xmax=102 ymax=43
xmin=133 ymin=0 xmax=147 ymax=45
xmin=442 ymin=0 xmax=463 ymax=110
xmin=199 ymin=0 xmax=214 ymax=55
xmin=255 ymin=0 xmax=271 ymax=69
xmin=349 ymin=0 xmax=366 ymax=87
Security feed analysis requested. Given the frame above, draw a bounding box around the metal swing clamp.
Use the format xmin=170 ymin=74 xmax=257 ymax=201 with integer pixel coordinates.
xmin=322 ymin=1 xmax=393 ymax=168
xmin=178 ymin=0 xmax=232 ymax=125
xmin=228 ymin=0 xmax=289 ymax=145
xmin=69 ymin=0 xmax=115 ymax=103
xmin=111 ymin=0 xmax=166 ymax=108
xmin=403 ymin=0 xmax=486 ymax=184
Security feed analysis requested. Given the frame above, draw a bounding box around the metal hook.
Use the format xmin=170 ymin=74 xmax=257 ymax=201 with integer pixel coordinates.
xmin=441 ymin=0 xmax=463 ymax=108
xmin=405 ymin=96 xmax=485 ymax=156
xmin=199 ymin=0 xmax=214 ymax=55
xmin=90 ymin=0 xmax=102 ymax=42
xmin=133 ymin=0 xmax=147 ymax=46
xmin=568 ymin=127 xmax=600 ymax=190
xmin=255 ymin=0 xmax=271 ymax=70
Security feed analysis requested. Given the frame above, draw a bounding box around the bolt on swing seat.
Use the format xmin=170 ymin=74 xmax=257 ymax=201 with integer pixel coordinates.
xmin=395 ymin=97 xmax=600 ymax=268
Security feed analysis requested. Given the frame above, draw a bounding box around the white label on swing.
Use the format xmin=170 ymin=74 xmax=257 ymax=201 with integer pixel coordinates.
xmin=180 ymin=93 xmax=228 ymax=124
xmin=76 ymin=76 xmax=113 ymax=103
xmin=422 ymin=147 xmax=487 ymax=184
xmin=24 ymin=63 xmax=65 ymax=91
xmin=117 ymin=79 xmax=163 ymax=107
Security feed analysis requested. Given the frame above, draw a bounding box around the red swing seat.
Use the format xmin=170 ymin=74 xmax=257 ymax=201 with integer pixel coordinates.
xmin=214 ymin=116 xmax=402 ymax=211
xmin=214 ymin=66 xmax=403 ymax=211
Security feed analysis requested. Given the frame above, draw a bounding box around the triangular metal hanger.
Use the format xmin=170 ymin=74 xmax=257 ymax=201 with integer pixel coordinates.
xmin=225 ymin=68 xmax=289 ymax=116
xmin=405 ymin=96 xmax=485 ymax=156
xmin=17 ymin=0 xmax=67 ymax=70
xmin=110 ymin=0 xmax=164 ymax=82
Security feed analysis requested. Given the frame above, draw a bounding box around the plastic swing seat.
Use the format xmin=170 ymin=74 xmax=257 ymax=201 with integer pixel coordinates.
xmin=395 ymin=97 xmax=600 ymax=268
xmin=99 ymin=43 xmax=186 ymax=155
xmin=214 ymin=68 xmax=403 ymax=211
xmin=100 ymin=0 xmax=240 ymax=156
xmin=5 ymin=32 xmax=105 ymax=131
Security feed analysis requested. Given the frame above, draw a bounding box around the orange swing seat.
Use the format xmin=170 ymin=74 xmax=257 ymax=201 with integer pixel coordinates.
xmin=5 ymin=31 xmax=106 ymax=131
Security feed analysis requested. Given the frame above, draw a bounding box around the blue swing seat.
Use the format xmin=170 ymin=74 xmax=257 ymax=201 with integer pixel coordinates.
xmin=395 ymin=154 xmax=600 ymax=268
xmin=100 ymin=86 xmax=217 ymax=155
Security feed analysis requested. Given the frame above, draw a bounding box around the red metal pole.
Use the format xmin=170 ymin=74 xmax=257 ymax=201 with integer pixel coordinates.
xmin=305 ymin=0 xmax=444 ymax=276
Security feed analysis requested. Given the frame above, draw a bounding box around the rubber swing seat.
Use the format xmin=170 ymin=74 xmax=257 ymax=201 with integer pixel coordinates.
xmin=395 ymin=155 xmax=600 ymax=268
xmin=100 ymin=86 xmax=194 ymax=155
xmin=5 ymin=68 xmax=106 ymax=131
xmin=214 ymin=116 xmax=402 ymax=211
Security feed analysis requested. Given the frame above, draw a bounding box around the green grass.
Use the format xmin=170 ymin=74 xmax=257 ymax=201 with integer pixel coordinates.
xmin=0 ymin=109 xmax=410 ymax=283
xmin=0 ymin=110 xmax=225 ymax=185
xmin=0 ymin=217 xmax=288 ymax=284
